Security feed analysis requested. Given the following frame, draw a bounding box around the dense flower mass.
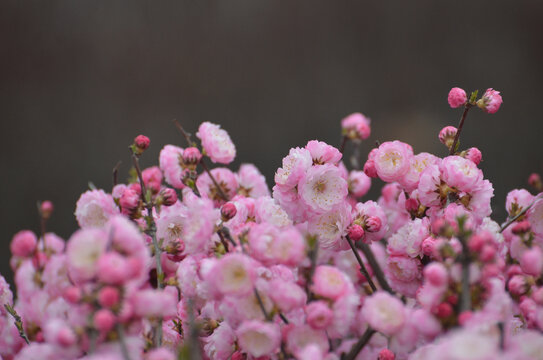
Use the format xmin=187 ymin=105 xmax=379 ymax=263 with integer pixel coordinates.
xmin=4 ymin=86 xmax=543 ymax=360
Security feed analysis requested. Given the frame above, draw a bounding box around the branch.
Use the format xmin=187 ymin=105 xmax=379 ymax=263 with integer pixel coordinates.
xmin=343 ymin=327 xmax=376 ymax=360
xmin=345 ymin=236 xmax=377 ymax=293
xmin=449 ymin=104 xmax=472 ymax=155
xmin=500 ymin=194 xmax=543 ymax=233
xmin=116 ymin=324 xmax=132 ymax=360
xmin=4 ymin=304 xmax=30 ymax=345
xmin=358 ymin=243 xmax=395 ymax=295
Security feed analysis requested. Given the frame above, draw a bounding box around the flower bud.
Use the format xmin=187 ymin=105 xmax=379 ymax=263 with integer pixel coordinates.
xmin=438 ymin=126 xmax=457 ymax=149
xmin=363 ymin=159 xmax=378 ymax=178
xmin=93 ymin=309 xmax=116 ymax=332
xmin=98 ymin=286 xmax=121 ymax=308
xmin=465 ymin=147 xmax=482 ymax=166
xmin=512 ymin=220 xmax=531 ymax=235
xmin=528 ymin=173 xmax=542 ymax=192
xmin=134 ymin=135 xmax=150 ymax=152
xmin=365 ymin=216 xmax=382 ymax=233
xmin=63 ymin=286 xmax=82 ymax=304
xmin=448 ymin=87 xmax=467 ymax=108
xmin=10 ymin=230 xmax=38 ymax=258
xmin=182 ymin=147 xmax=202 ymax=169
xmin=40 ymin=200 xmax=54 ymax=220
xmin=347 ymin=224 xmax=365 ymax=242
xmin=422 ymin=236 xmax=437 ymax=257
xmin=160 ymin=188 xmax=178 ymax=206
xmin=508 ymin=275 xmax=528 ymax=297
xmin=405 ymin=198 xmax=419 ymax=213
xmin=341 ymin=113 xmax=371 ymax=140
xmin=520 ymin=247 xmax=543 ymax=276
xmin=468 ymin=234 xmax=485 ymax=252
xmin=476 ymin=88 xmax=502 ymax=114
xmin=221 ymin=202 xmax=237 ymax=221
xmin=424 ymin=262 xmax=448 ymax=287
xmin=120 ymin=188 xmax=140 ymax=217
xmin=434 ymin=302 xmax=453 ymax=319
xmin=378 ymin=349 xmax=396 ymax=360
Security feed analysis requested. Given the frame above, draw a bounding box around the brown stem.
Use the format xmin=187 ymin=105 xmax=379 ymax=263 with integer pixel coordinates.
xmin=458 ymin=234 xmax=471 ymax=312
xmin=449 ymin=104 xmax=472 ymax=155
xmin=343 ymin=328 xmax=376 ymax=360
xmin=112 ymin=161 xmax=122 ymax=187
xmin=253 ymin=288 xmax=270 ymax=321
xmin=345 ymin=236 xmax=377 ymax=293
xmin=4 ymin=304 xmax=30 ymax=345
xmin=130 ymin=151 xmax=148 ymax=205
xmin=358 ymin=243 xmax=395 ymax=295
xmin=200 ymin=160 xmax=229 ymax=201
xmin=172 ymin=119 xmax=196 ymax=147
xmin=339 ymin=135 xmax=348 ymax=154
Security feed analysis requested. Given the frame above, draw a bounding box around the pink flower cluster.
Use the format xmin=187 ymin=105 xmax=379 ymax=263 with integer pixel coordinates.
xmin=4 ymin=87 xmax=543 ymax=360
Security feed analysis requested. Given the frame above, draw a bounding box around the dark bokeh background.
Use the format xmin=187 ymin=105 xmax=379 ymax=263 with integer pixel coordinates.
xmin=2 ymin=1 xmax=543 ymax=282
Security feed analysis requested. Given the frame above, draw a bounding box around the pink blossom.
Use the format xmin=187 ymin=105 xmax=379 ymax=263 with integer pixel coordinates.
xmin=520 ymin=247 xmax=543 ymax=276
xmin=75 ymin=189 xmax=119 ymax=228
xmin=440 ymin=156 xmax=483 ymax=193
xmin=308 ymin=202 xmax=352 ymax=250
xmin=236 ymin=163 xmax=270 ymax=198
xmin=447 ymin=87 xmax=467 ymax=108
xmin=159 ymin=145 xmax=185 ymax=189
xmin=299 ymin=164 xmax=348 ymax=213
xmin=66 ymin=228 xmax=108 ymax=283
xmin=311 ymin=265 xmax=350 ymax=300
xmin=203 ymin=322 xmax=236 ymax=360
xmin=387 ymin=218 xmax=429 ymax=258
xmin=142 ymin=166 xmax=163 ymax=194
xmin=274 ymin=147 xmax=312 ymax=188
xmin=305 ymin=301 xmax=333 ymax=330
xmin=506 ymin=189 xmax=534 ymax=217
xmin=417 ymin=164 xmax=442 ymax=207
xmin=119 ymin=188 xmax=140 ymax=216
xmin=353 ymin=201 xmax=388 ymax=243
xmin=438 ymin=126 xmax=457 ymax=148
xmin=10 ymin=230 xmax=37 ymax=258
xmin=399 ymin=152 xmax=440 ymax=192
xmin=361 ymin=291 xmax=405 ymax=335
xmin=196 ymin=122 xmax=236 ymax=164
xmin=97 ymin=252 xmax=132 ymax=285
xmin=255 ymin=196 xmax=292 ymax=227
xmin=284 ymin=325 xmax=329 ymax=355
xmin=341 ymin=112 xmax=371 ymax=140
xmin=208 ymin=253 xmax=255 ymax=296
xmin=305 ymin=140 xmax=342 ymax=165
xmin=236 ymin=320 xmax=281 ymax=357
xmin=465 ymin=147 xmax=482 ymax=166
xmin=373 ymin=141 xmax=414 ymax=183
xmin=386 ymin=255 xmax=422 ymax=297
xmin=528 ymin=198 xmax=543 ymax=239
xmin=423 ymin=262 xmax=448 ymax=287
xmin=196 ymin=167 xmax=238 ymax=203
xmin=146 ymin=348 xmax=176 ymax=360
xmin=93 ymin=309 xmax=116 ymax=332
xmin=348 ymin=170 xmax=372 ymax=198
xmin=131 ymin=288 xmax=177 ymax=319
xmin=267 ymin=279 xmax=306 ymax=313
xmin=477 ymin=88 xmax=503 ymax=114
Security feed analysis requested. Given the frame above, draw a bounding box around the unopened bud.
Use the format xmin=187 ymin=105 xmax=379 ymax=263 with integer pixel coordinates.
xmin=512 ymin=220 xmax=531 ymax=235
xmin=365 ymin=216 xmax=382 ymax=233
xmin=133 ymin=135 xmax=150 ymax=155
xmin=40 ymin=200 xmax=54 ymax=219
xmin=405 ymin=198 xmax=419 ymax=213
xmin=438 ymin=126 xmax=457 ymax=149
xmin=160 ymin=188 xmax=178 ymax=206
xmin=221 ymin=202 xmax=237 ymax=221
xmin=528 ymin=173 xmax=542 ymax=192
xmin=378 ymin=349 xmax=395 ymax=360
xmin=465 ymin=147 xmax=482 ymax=166
xmin=363 ymin=159 xmax=378 ymax=178
xmin=182 ymin=147 xmax=202 ymax=169
xmin=476 ymin=88 xmax=502 ymax=114
xmin=347 ymin=224 xmax=365 ymax=242
xmin=120 ymin=189 xmax=140 ymax=217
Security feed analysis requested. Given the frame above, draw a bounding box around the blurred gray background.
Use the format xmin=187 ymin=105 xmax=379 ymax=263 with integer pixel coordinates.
xmin=2 ymin=0 xmax=543 ymax=283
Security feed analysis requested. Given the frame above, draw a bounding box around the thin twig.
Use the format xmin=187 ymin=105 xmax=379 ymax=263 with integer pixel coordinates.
xmin=200 ymin=159 xmax=229 ymax=201
xmin=130 ymin=151 xmax=147 ymax=205
xmin=449 ymin=104 xmax=472 ymax=155
xmin=4 ymin=304 xmax=30 ymax=345
xmin=343 ymin=327 xmax=376 ymax=360
xmin=358 ymin=243 xmax=395 ymax=295
xmin=253 ymin=288 xmax=270 ymax=321
xmin=345 ymin=236 xmax=377 ymax=293
xmin=339 ymin=135 xmax=348 ymax=154
xmin=172 ymin=119 xmax=196 ymax=147
xmin=458 ymin=233 xmax=471 ymax=312
xmin=113 ymin=161 xmax=122 ymax=187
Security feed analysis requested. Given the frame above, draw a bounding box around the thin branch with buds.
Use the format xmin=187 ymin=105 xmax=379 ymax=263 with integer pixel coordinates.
xmin=500 ymin=194 xmax=543 ymax=233
xmin=343 ymin=327 xmax=376 ymax=360
xmin=358 ymin=243 xmax=395 ymax=295
xmin=4 ymin=304 xmax=30 ymax=345
xmin=449 ymin=103 xmax=472 ymax=155
xmin=345 ymin=236 xmax=377 ymax=293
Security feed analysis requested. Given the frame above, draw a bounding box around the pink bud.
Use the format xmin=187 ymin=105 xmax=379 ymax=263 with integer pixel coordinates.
xmin=448 ymin=87 xmax=467 ymax=108
xmin=348 ymin=224 xmax=365 ymax=242
xmin=182 ymin=147 xmax=202 ymax=165
xmin=424 ymin=263 xmax=448 ymax=287
xmin=468 ymin=234 xmax=485 ymax=252
xmin=532 ymin=288 xmax=543 ymax=305
xmin=120 ymin=188 xmax=140 ymax=216
xmin=365 ymin=216 xmax=382 ymax=233
xmin=98 ymin=286 xmax=121 ymax=308
xmin=476 ymin=88 xmax=502 ymax=114
xmin=422 ymin=237 xmax=437 ymax=257
xmin=231 ymin=351 xmax=245 ymax=360
xmin=160 ymin=188 xmax=178 ymax=206
xmin=363 ymin=159 xmax=378 ymax=178
xmin=438 ymin=126 xmax=458 ymax=149
xmin=434 ymin=302 xmax=453 ymax=319
xmin=378 ymin=349 xmax=396 ymax=360
xmin=528 ymin=173 xmax=542 ymax=190
xmin=431 ymin=218 xmax=447 ymax=235
xmin=40 ymin=200 xmax=54 ymax=219
xmin=465 ymin=147 xmax=482 ymax=166
xmin=221 ymin=202 xmax=237 ymax=221
xmin=520 ymin=247 xmax=543 ymax=276
xmin=10 ymin=230 xmax=38 ymax=257
xmin=134 ymin=135 xmax=150 ymax=151
xmin=512 ymin=220 xmax=531 ymax=235
xmin=63 ymin=286 xmax=82 ymax=304
xmin=93 ymin=309 xmax=116 ymax=332
xmin=405 ymin=198 xmax=419 ymax=213
xmin=508 ymin=275 xmax=528 ymax=296
xmin=507 ymin=265 xmax=523 ymax=279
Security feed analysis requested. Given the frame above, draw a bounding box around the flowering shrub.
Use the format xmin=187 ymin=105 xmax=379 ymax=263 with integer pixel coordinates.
xmin=2 ymin=86 xmax=543 ymax=360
